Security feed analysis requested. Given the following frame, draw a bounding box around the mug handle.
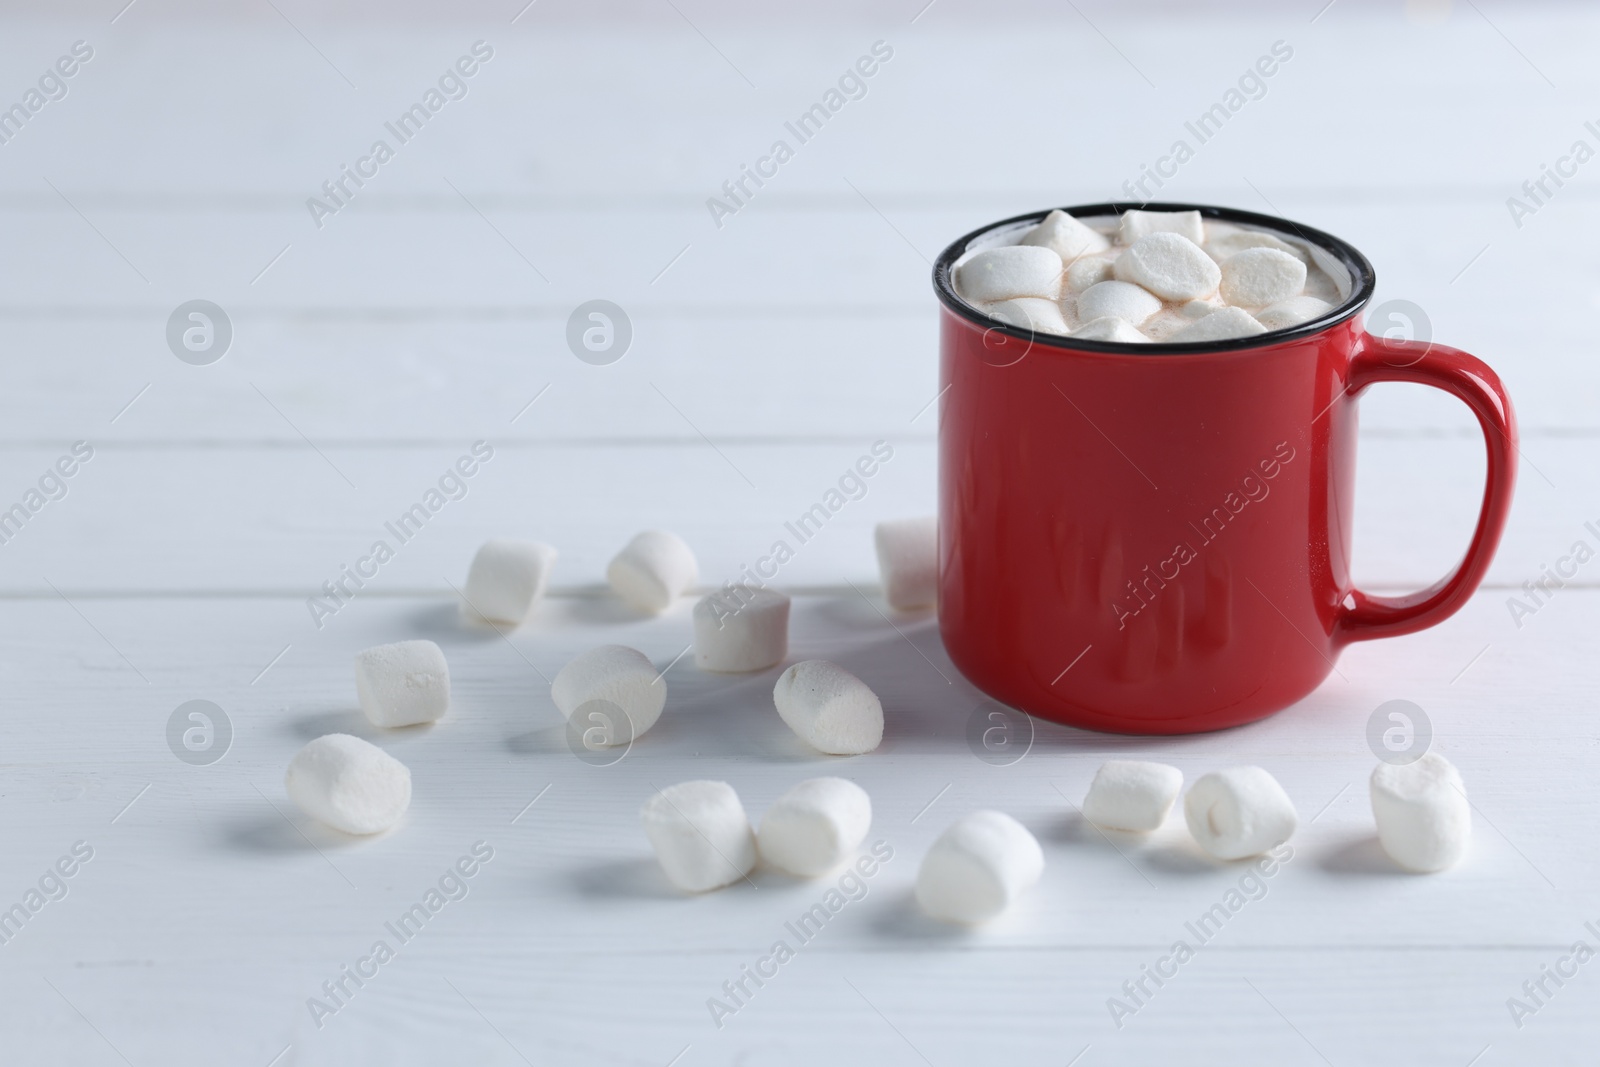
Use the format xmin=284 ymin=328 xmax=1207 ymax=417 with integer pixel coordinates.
xmin=1333 ymin=334 xmax=1518 ymax=644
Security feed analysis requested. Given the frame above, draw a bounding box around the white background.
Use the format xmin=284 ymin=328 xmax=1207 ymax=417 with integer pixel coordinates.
xmin=0 ymin=1 xmax=1595 ymax=1064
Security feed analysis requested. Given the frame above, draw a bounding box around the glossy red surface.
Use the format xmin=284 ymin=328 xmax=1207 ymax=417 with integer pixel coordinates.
xmin=936 ymin=301 xmax=1517 ymax=735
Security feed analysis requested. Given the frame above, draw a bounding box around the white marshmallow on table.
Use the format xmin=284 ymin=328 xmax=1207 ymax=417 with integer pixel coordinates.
xmin=1219 ymin=247 xmax=1307 ymax=308
xmin=607 ymin=530 xmax=698 ymax=614
xmin=1118 ymin=208 xmax=1206 ymax=246
xmin=1371 ymin=753 xmax=1471 ymax=873
xmin=462 ymin=539 xmax=557 ymax=624
xmin=1168 ymin=306 xmax=1267 ymax=343
xmin=1070 ymin=316 xmax=1150 ymax=344
xmin=694 ymin=585 xmax=790 ymax=672
xmin=286 ymin=734 xmax=411 ymax=835
xmin=984 ymin=297 xmax=1069 ymax=335
xmin=955 ymin=245 xmax=1064 ymax=302
xmin=641 ymin=780 xmax=757 ymax=892
xmin=1205 ymin=228 xmax=1309 ymax=265
xmin=874 ymin=516 xmax=937 ymax=610
xmin=1076 ymin=280 xmax=1161 ymax=326
xmin=1114 ymin=232 xmax=1222 ymax=302
xmin=551 ymin=644 xmax=664 ymax=745
xmin=916 ymin=810 xmax=1043 ymax=923
xmin=1184 ymin=767 xmax=1297 ymax=860
xmin=758 ymin=777 xmax=872 ymax=877
xmin=1083 ymin=760 xmax=1183 ymax=832
xmin=1256 ymin=295 xmax=1332 ymax=331
xmin=773 ymin=660 xmax=884 ymax=755
xmin=1019 ymin=209 xmax=1111 ymax=262
xmin=1066 ymin=256 xmax=1116 ymax=293
xmin=355 ymin=639 xmax=450 ymax=728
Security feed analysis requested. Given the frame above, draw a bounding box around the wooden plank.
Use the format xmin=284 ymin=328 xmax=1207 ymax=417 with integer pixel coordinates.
xmin=6 ymin=947 xmax=1582 ymax=1064
xmin=0 ymin=432 xmax=1582 ymax=593
xmin=0 ymin=9 xmax=1593 ymax=200
xmin=0 ymin=194 xmax=1586 ymax=438
xmin=0 ymin=587 xmax=1591 ymax=1060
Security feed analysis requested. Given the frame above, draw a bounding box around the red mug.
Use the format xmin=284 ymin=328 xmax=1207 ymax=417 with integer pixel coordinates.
xmin=933 ymin=203 xmax=1516 ymax=734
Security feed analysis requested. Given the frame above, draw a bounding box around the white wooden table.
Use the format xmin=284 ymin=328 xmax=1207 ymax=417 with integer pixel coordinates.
xmin=1 ymin=2 xmax=1596 ymax=1064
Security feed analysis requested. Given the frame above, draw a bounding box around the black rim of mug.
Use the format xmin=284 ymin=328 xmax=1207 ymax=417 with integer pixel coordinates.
xmin=932 ymin=201 xmax=1379 ymax=357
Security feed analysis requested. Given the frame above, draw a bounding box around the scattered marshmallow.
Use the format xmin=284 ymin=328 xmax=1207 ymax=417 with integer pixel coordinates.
xmin=551 ymin=644 xmax=665 ymax=745
xmin=874 ymin=516 xmax=937 ymax=610
xmin=758 ymin=777 xmax=872 ymax=877
xmin=955 ymin=245 xmax=1064 ymax=302
xmin=1167 ymin=306 xmax=1267 ymax=343
xmin=1118 ymin=208 xmax=1205 ymax=246
xmin=641 ymin=780 xmax=757 ymax=892
xmin=1019 ymin=209 xmax=1111 ymax=262
xmin=1083 ymin=760 xmax=1183 ymax=832
xmin=1370 ymin=753 xmax=1471 ymax=873
xmin=1179 ymin=298 xmax=1220 ymax=319
xmin=1219 ymin=247 xmax=1308 ymax=308
xmin=1256 ymin=295 xmax=1332 ymax=331
xmin=694 ymin=585 xmax=790 ymax=672
xmin=1205 ymin=228 xmax=1309 ymax=265
xmin=1114 ymin=232 xmax=1222 ymax=302
xmin=916 ymin=810 xmax=1043 ymax=923
xmin=984 ymin=297 xmax=1069 ymax=334
xmin=1069 ymin=316 xmax=1150 ymax=344
xmin=1184 ymin=767 xmax=1297 ymax=860
xmin=355 ymin=640 xmax=451 ymax=728
xmin=1066 ymin=256 xmax=1116 ymax=293
xmin=607 ymin=530 xmax=698 ymax=614
xmin=1076 ymin=280 xmax=1161 ymax=326
xmin=773 ymin=660 xmax=884 ymax=755
xmin=462 ymin=539 xmax=557 ymax=624
xmin=286 ymin=734 xmax=411 ymax=836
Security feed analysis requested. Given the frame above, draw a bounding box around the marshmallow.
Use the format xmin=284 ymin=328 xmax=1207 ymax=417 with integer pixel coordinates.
xmin=355 ymin=640 xmax=450 ymax=728
xmin=758 ymin=777 xmax=872 ymax=876
xmin=607 ymin=530 xmax=698 ymax=614
xmin=984 ymin=297 xmax=1069 ymax=335
xmin=1167 ymin=306 xmax=1267 ymax=343
xmin=1370 ymin=754 xmax=1471 ymax=873
xmin=955 ymin=245 xmax=1063 ymax=302
xmin=916 ymin=810 xmax=1043 ymax=923
xmin=956 ymin=210 xmax=1339 ymax=351
xmin=1066 ymin=256 xmax=1116 ymax=293
xmin=1205 ymin=228 xmax=1309 ymax=265
xmin=285 ymin=734 xmax=411 ymax=836
xmin=1219 ymin=248 xmax=1308 ymax=308
xmin=1256 ymin=295 xmax=1333 ymax=332
xmin=1069 ymin=316 xmax=1149 ymax=344
xmin=641 ymin=780 xmax=757 ymax=892
xmin=1113 ymin=232 xmax=1222 ymax=302
xmin=1184 ymin=767 xmax=1297 ymax=860
xmin=694 ymin=585 xmax=790 ymax=672
xmin=1076 ymin=280 xmax=1161 ymax=326
xmin=874 ymin=516 xmax=937 ymax=610
xmin=773 ymin=660 xmax=884 ymax=755
xmin=1083 ymin=760 xmax=1183 ymax=832
xmin=1118 ymin=209 xmax=1205 ymax=246
xmin=551 ymin=644 xmax=664 ymax=745
xmin=1019 ymin=209 xmax=1111 ymax=263
xmin=462 ymin=539 xmax=557 ymax=624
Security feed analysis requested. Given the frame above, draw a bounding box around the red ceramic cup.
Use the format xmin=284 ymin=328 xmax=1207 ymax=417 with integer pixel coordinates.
xmin=933 ymin=203 xmax=1516 ymax=734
